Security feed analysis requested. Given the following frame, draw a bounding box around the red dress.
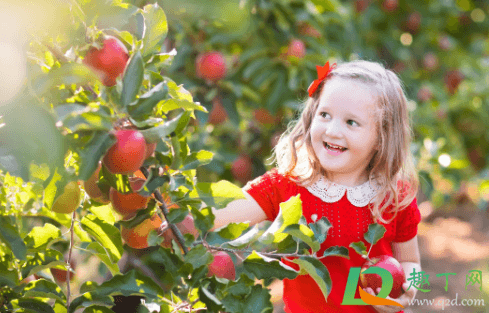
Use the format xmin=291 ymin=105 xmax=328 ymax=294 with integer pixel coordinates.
xmin=243 ymin=169 xmax=421 ymax=313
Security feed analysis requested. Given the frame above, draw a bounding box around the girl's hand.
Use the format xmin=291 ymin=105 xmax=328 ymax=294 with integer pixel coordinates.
xmin=365 ymin=282 xmax=416 ymax=313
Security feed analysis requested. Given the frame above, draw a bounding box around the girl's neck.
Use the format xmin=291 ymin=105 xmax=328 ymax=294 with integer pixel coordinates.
xmin=323 ymin=172 xmax=369 ymax=187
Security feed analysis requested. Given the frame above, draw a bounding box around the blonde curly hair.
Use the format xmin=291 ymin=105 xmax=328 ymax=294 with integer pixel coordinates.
xmin=272 ymin=60 xmax=418 ymax=224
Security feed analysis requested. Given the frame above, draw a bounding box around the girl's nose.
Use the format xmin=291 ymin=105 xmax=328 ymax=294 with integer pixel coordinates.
xmin=325 ymin=119 xmax=342 ymax=137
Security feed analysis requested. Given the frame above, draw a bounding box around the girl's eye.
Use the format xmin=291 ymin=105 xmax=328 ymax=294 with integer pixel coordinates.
xmin=320 ymin=112 xmax=330 ymax=118
xmin=347 ymin=120 xmax=359 ymax=126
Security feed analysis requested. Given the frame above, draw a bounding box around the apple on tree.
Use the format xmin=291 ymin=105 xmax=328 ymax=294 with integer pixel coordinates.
xmin=287 ymin=39 xmax=306 ymax=59
xmin=51 ymin=181 xmax=82 ymax=214
xmin=83 ymin=163 xmax=110 ymax=204
xmin=121 ymin=214 xmax=163 ymax=249
xmin=160 ymin=214 xmax=199 ymax=248
xmin=109 ymin=177 xmax=150 ymax=220
xmin=359 ymin=255 xmax=406 ymax=298
xmin=195 ymin=51 xmax=227 ymax=82
xmin=207 ymin=251 xmax=236 ymax=281
xmin=83 ymin=36 xmax=129 ymax=87
xmin=231 ymin=154 xmax=253 ymax=185
xmin=208 ymin=97 xmax=228 ymax=125
xmin=103 ymin=129 xmax=147 ymax=175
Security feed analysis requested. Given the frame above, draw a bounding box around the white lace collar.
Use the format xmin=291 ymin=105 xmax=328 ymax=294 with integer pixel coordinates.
xmin=306 ymin=176 xmax=381 ymax=207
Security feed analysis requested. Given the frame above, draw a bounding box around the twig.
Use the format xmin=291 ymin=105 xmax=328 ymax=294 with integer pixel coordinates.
xmin=192 ymin=240 xmax=301 ymax=259
xmin=139 ymin=166 xmax=188 ymax=255
xmin=66 ymin=210 xmax=76 ymax=306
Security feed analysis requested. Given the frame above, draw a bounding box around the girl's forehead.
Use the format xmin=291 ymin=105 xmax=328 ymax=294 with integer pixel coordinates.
xmin=317 ymin=78 xmax=379 ymax=114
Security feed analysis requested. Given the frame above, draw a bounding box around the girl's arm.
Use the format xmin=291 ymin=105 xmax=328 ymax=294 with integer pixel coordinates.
xmin=392 ymin=235 xmax=421 ymax=295
xmin=210 ymin=190 xmax=268 ymax=231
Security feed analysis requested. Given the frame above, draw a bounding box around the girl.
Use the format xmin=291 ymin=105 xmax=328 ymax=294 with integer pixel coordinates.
xmin=210 ymin=60 xmax=422 ymax=313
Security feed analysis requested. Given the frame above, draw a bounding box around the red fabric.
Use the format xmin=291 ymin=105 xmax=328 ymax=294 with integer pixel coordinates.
xmin=244 ymin=169 xmax=421 ymax=313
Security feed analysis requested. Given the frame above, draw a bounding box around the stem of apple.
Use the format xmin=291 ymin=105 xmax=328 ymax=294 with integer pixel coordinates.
xmin=139 ymin=166 xmax=188 ymax=255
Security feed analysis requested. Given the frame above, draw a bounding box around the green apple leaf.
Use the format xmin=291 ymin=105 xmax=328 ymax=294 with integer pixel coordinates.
xmin=24 ymin=223 xmax=62 ymax=250
xmin=21 ymin=249 xmax=65 ymax=278
xmin=217 ymin=222 xmax=250 ymax=240
xmin=308 ymin=216 xmax=332 ymax=244
xmin=364 ymin=223 xmax=386 ymax=245
xmin=121 ymin=50 xmax=144 ymax=107
xmin=350 ymin=241 xmax=368 ymax=257
xmin=243 ymin=251 xmax=298 ymax=280
xmin=23 ymin=279 xmax=66 ymax=303
xmin=86 ymin=242 xmax=120 ymax=276
xmin=189 ymin=180 xmax=246 ymax=209
xmin=282 ymin=224 xmax=321 ymax=253
xmin=259 ymin=195 xmax=302 ymax=244
xmin=224 ymin=225 xmax=262 ymax=249
xmin=17 ymin=298 xmax=56 ymax=313
xmin=321 ymin=246 xmax=350 ymax=259
xmin=141 ymin=3 xmax=168 ymax=56
xmin=80 ymin=215 xmax=123 ymax=263
xmin=76 ymin=131 xmax=116 ymax=181
xmin=291 ymin=256 xmax=332 ymax=301
xmin=184 ymin=245 xmax=213 ymax=270
xmin=127 ymin=82 xmax=169 ymax=120
xmin=0 ymin=215 xmax=27 ymax=260
xmin=140 ymin=112 xmax=182 ymax=142
xmin=222 ymin=284 xmax=273 ymax=313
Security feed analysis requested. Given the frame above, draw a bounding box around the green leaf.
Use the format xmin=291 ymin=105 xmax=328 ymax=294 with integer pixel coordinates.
xmin=184 ymin=245 xmax=213 ymax=270
xmin=321 ymin=246 xmax=350 ymax=259
xmin=86 ymin=242 xmax=120 ymax=276
xmin=243 ymin=251 xmax=298 ymax=280
xmin=217 ymin=222 xmax=250 ymax=240
xmin=419 ymin=170 xmax=434 ymax=199
xmin=259 ymin=195 xmax=302 ymax=244
xmin=21 ymin=249 xmax=65 ymax=279
xmin=291 ymin=256 xmax=332 ymax=301
xmin=166 ymin=208 xmax=188 ymax=224
xmin=156 ymin=98 xmax=206 ymax=114
xmin=69 ymin=270 xmax=164 ymax=313
xmin=68 ymin=294 xmax=114 ymax=313
xmin=76 ymin=131 xmax=116 ymax=181
xmin=222 ymin=284 xmax=273 ymax=313
xmin=191 ymin=207 xmax=215 ymax=234
xmin=0 ymin=215 xmax=27 ymax=260
xmin=141 ymin=3 xmax=168 ymax=56
xmin=24 ymin=223 xmax=62 ymax=250
xmin=0 ymin=258 xmax=19 ymax=287
xmin=309 ymin=0 xmax=341 ymax=13
xmin=308 ymin=216 xmax=332 ymax=244
xmin=18 ymin=298 xmax=56 ymax=313
xmin=189 ymin=180 xmax=246 ymax=209
xmin=220 ymin=91 xmax=240 ymax=126
xmin=282 ymin=224 xmax=321 ymax=253
xmin=62 ymin=110 xmax=114 ymax=133
xmin=364 ymin=223 xmax=386 ymax=245
xmin=349 ymin=241 xmax=367 ymax=256
xmin=80 ymin=215 xmax=123 ymax=262
xmin=140 ymin=112 xmax=182 ymax=142
xmin=82 ymin=305 xmax=115 ymax=313
xmin=181 ymin=150 xmax=214 ymax=171
xmin=121 ymin=50 xmax=144 ymax=107
xmin=34 ymin=63 xmax=100 ymax=95
xmin=127 ymin=82 xmax=169 ymax=120
xmin=23 ymin=279 xmax=66 ymax=303
xmin=224 ymin=225 xmax=262 ymax=249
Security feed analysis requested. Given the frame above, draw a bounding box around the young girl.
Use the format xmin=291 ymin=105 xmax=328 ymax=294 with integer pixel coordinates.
xmin=210 ymin=60 xmax=422 ymax=313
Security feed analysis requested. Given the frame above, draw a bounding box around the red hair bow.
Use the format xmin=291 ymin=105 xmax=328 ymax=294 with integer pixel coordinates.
xmin=307 ymin=61 xmax=337 ymax=97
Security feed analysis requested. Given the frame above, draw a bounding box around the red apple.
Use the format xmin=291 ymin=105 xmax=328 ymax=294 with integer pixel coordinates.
xmin=354 ymin=0 xmax=370 ymax=13
xmin=298 ymin=22 xmax=321 ymax=38
xmin=207 ymin=251 xmax=236 ymax=280
xmin=83 ymin=163 xmax=110 ymax=204
xmin=444 ymin=70 xmax=464 ymax=94
xmin=231 ymin=155 xmax=253 ymax=185
xmin=208 ymin=97 xmax=228 ymax=125
xmin=109 ymin=177 xmax=150 ymax=220
xmin=423 ymin=52 xmax=439 ymax=71
xmin=145 ymin=142 xmax=157 ymax=160
xmin=51 ymin=259 xmax=76 ymax=283
xmin=103 ymin=129 xmax=147 ymax=174
xmin=196 ymin=51 xmax=227 ymax=82
xmin=417 ymin=86 xmax=432 ymax=102
xmin=253 ymin=108 xmax=281 ymax=125
xmin=392 ymin=61 xmax=405 ymax=73
xmin=405 ymin=12 xmax=421 ymax=33
xmin=84 ymin=36 xmax=129 ymax=87
xmin=287 ymin=39 xmax=306 ymax=59
xmin=51 ymin=181 xmax=82 ymax=214
xmin=160 ymin=214 xmax=199 ymax=248
xmin=382 ymin=0 xmax=398 ymax=12
xmin=438 ymin=36 xmax=452 ymax=51
xmin=359 ymin=255 xmax=406 ymax=299
xmin=121 ymin=214 xmax=162 ymax=249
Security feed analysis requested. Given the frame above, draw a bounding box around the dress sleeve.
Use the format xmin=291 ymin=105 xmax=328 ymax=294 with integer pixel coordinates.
xmin=243 ymin=169 xmax=286 ymax=221
xmin=394 ymin=197 xmax=421 ymax=242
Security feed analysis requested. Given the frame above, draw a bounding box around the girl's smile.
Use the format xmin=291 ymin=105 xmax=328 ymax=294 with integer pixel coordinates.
xmin=310 ymin=77 xmax=379 ymax=187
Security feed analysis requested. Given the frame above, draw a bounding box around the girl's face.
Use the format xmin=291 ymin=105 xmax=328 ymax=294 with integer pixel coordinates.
xmin=310 ymin=77 xmax=380 ymax=187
